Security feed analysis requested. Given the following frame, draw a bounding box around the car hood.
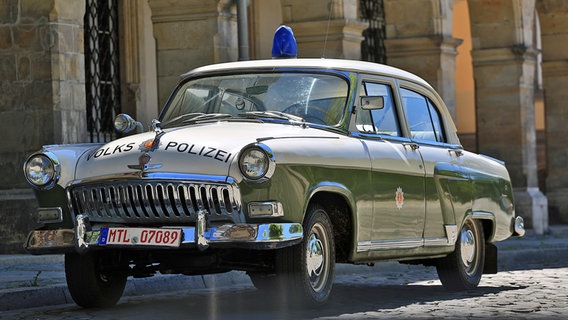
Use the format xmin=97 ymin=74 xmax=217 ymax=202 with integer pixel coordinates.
xmin=75 ymin=122 xmax=340 ymax=181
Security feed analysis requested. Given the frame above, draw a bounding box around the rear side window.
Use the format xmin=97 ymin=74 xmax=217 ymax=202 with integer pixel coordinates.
xmin=400 ymin=88 xmax=446 ymax=143
xmin=355 ymin=82 xmax=401 ymax=136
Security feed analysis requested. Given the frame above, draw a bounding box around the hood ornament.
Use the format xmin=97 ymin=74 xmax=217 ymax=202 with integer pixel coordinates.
xmin=128 ymin=153 xmax=162 ymax=172
xmin=138 ymin=119 xmax=165 ymax=153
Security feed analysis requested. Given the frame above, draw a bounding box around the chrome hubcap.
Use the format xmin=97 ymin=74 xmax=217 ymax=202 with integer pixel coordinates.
xmin=305 ymin=222 xmax=328 ymax=291
xmin=306 ymin=234 xmax=324 ymax=278
xmin=460 ymin=223 xmax=477 ymax=274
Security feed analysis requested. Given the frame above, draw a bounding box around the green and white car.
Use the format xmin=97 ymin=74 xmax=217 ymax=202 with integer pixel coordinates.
xmin=23 ymin=57 xmax=525 ymax=308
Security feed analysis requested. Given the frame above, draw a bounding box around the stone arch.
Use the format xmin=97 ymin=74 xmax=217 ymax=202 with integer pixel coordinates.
xmin=468 ymin=0 xmax=547 ymax=233
xmin=536 ymin=0 xmax=568 ymax=224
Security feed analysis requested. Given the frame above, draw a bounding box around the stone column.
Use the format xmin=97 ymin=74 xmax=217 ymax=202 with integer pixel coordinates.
xmin=148 ymin=0 xmax=238 ymax=107
xmin=0 ymin=0 xmax=86 ymax=252
xmin=279 ymin=0 xmax=368 ymax=59
xmin=469 ymin=0 xmax=547 ymax=234
xmin=119 ymin=0 xmax=159 ymax=128
xmin=537 ymin=0 xmax=568 ymax=224
xmin=383 ymin=0 xmax=461 ymax=120
xmin=473 ymin=47 xmax=547 ymax=233
xmin=541 ymin=60 xmax=568 ymax=224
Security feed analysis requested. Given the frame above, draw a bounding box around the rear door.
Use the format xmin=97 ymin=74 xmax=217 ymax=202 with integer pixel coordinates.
xmin=398 ymin=83 xmax=470 ymax=247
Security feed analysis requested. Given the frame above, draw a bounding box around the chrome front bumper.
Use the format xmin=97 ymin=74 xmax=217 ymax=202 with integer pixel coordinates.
xmin=25 ymin=217 xmax=303 ymax=254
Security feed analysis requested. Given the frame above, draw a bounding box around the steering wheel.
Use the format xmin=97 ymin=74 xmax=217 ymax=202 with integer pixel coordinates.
xmin=282 ymin=104 xmax=329 ymax=125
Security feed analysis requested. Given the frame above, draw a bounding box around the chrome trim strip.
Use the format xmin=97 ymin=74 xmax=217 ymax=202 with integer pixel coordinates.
xmin=444 ymin=224 xmax=458 ymax=245
xmin=67 ymin=172 xmax=232 ymax=187
xmin=357 ymin=225 xmax=459 ymax=252
xmin=470 ymin=211 xmax=495 ymax=221
xmin=423 ymin=237 xmax=451 ymax=247
xmin=357 ymin=239 xmax=423 ymax=252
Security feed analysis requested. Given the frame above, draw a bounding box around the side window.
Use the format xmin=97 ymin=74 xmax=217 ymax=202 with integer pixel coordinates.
xmin=427 ymin=100 xmax=445 ymax=143
xmin=355 ymin=82 xmax=401 ymax=136
xmin=400 ymin=88 xmax=446 ymax=143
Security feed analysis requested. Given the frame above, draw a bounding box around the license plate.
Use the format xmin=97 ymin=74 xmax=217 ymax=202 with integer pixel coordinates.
xmin=98 ymin=227 xmax=182 ymax=248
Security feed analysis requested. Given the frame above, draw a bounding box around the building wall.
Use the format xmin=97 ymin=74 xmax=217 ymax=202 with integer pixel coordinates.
xmin=1 ymin=0 xmax=564 ymax=252
xmin=0 ymin=0 xmax=86 ymax=252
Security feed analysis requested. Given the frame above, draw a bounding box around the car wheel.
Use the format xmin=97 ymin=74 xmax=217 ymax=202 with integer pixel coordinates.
xmin=249 ymin=204 xmax=335 ymax=304
xmin=436 ymin=218 xmax=485 ymax=290
xmin=65 ymin=252 xmax=127 ymax=308
xmin=277 ymin=204 xmax=335 ymax=304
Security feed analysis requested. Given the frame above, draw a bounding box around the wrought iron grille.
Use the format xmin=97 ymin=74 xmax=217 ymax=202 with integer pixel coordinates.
xmin=84 ymin=0 xmax=121 ymax=143
xmin=360 ymin=0 xmax=386 ymax=64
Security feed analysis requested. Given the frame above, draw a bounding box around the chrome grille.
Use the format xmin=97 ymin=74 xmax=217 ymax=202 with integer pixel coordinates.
xmin=69 ymin=180 xmax=241 ymax=224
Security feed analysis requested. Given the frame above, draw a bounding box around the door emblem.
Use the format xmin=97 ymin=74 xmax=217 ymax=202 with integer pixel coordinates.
xmin=395 ymin=187 xmax=405 ymax=209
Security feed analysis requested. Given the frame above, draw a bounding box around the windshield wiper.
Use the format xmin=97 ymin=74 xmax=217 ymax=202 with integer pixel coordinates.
xmin=238 ymin=111 xmax=306 ymax=123
xmin=181 ymin=113 xmax=232 ymax=124
xmin=161 ymin=112 xmax=205 ymax=127
xmin=161 ymin=113 xmax=233 ymax=127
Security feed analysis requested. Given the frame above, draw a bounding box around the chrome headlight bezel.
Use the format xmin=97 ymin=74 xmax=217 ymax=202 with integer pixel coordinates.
xmin=238 ymin=144 xmax=276 ymax=182
xmin=23 ymin=152 xmax=61 ymax=190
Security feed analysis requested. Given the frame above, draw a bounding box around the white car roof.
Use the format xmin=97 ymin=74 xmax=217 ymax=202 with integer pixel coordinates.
xmin=182 ymin=58 xmax=432 ymax=90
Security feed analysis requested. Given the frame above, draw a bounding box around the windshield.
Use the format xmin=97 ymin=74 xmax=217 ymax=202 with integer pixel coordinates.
xmin=161 ymin=72 xmax=349 ymax=127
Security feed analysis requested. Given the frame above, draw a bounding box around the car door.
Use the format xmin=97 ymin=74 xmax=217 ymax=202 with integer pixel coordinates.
xmin=399 ymin=84 xmax=470 ymax=247
xmin=353 ymin=79 xmax=426 ymax=254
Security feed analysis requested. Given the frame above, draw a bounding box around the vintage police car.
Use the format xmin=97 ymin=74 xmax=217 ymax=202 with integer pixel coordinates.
xmin=23 ymin=29 xmax=524 ymax=308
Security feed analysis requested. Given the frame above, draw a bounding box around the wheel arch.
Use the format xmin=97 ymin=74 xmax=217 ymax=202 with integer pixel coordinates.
xmin=307 ymin=184 xmax=355 ymax=263
xmin=468 ymin=211 xmax=496 ymax=242
xmin=467 ymin=211 xmax=499 ymax=275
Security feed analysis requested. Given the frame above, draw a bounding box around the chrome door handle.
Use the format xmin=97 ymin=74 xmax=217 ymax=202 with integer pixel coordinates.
xmin=448 ymin=149 xmax=463 ymax=157
xmin=403 ymin=143 xmax=419 ymax=151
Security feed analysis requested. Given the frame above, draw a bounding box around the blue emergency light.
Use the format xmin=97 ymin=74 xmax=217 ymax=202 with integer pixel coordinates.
xmin=272 ymin=25 xmax=297 ymax=59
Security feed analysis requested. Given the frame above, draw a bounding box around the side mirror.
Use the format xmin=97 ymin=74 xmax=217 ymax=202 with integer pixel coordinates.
xmin=360 ymin=96 xmax=384 ymax=110
xmin=114 ymin=114 xmax=144 ymax=134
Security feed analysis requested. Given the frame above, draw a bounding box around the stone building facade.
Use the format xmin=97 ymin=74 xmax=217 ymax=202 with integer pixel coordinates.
xmin=0 ymin=0 xmax=566 ymax=252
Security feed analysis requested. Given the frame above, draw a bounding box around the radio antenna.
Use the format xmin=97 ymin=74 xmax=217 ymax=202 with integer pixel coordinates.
xmin=322 ymin=0 xmax=334 ymax=58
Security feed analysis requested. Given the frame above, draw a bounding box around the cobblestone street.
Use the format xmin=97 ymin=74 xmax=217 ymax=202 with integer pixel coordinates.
xmin=2 ymin=259 xmax=566 ymax=320
xmin=324 ymin=265 xmax=568 ymax=319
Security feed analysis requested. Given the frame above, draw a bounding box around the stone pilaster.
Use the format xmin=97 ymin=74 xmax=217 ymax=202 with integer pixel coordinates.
xmin=280 ymin=0 xmax=367 ymax=59
xmin=148 ymin=0 xmax=237 ymax=106
xmin=0 ymin=0 xmax=86 ymax=253
xmin=472 ymin=46 xmax=547 ymax=234
xmin=385 ymin=36 xmax=462 ymax=120
xmin=537 ymin=0 xmax=568 ymax=224
xmin=383 ymin=0 xmax=459 ymax=120
xmin=119 ymin=0 xmax=158 ymax=128
xmin=542 ymin=60 xmax=568 ymax=224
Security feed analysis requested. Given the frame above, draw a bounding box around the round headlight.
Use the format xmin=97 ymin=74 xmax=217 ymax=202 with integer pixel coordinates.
xmin=239 ymin=148 xmax=269 ymax=180
xmin=24 ymin=154 xmax=58 ymax=188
